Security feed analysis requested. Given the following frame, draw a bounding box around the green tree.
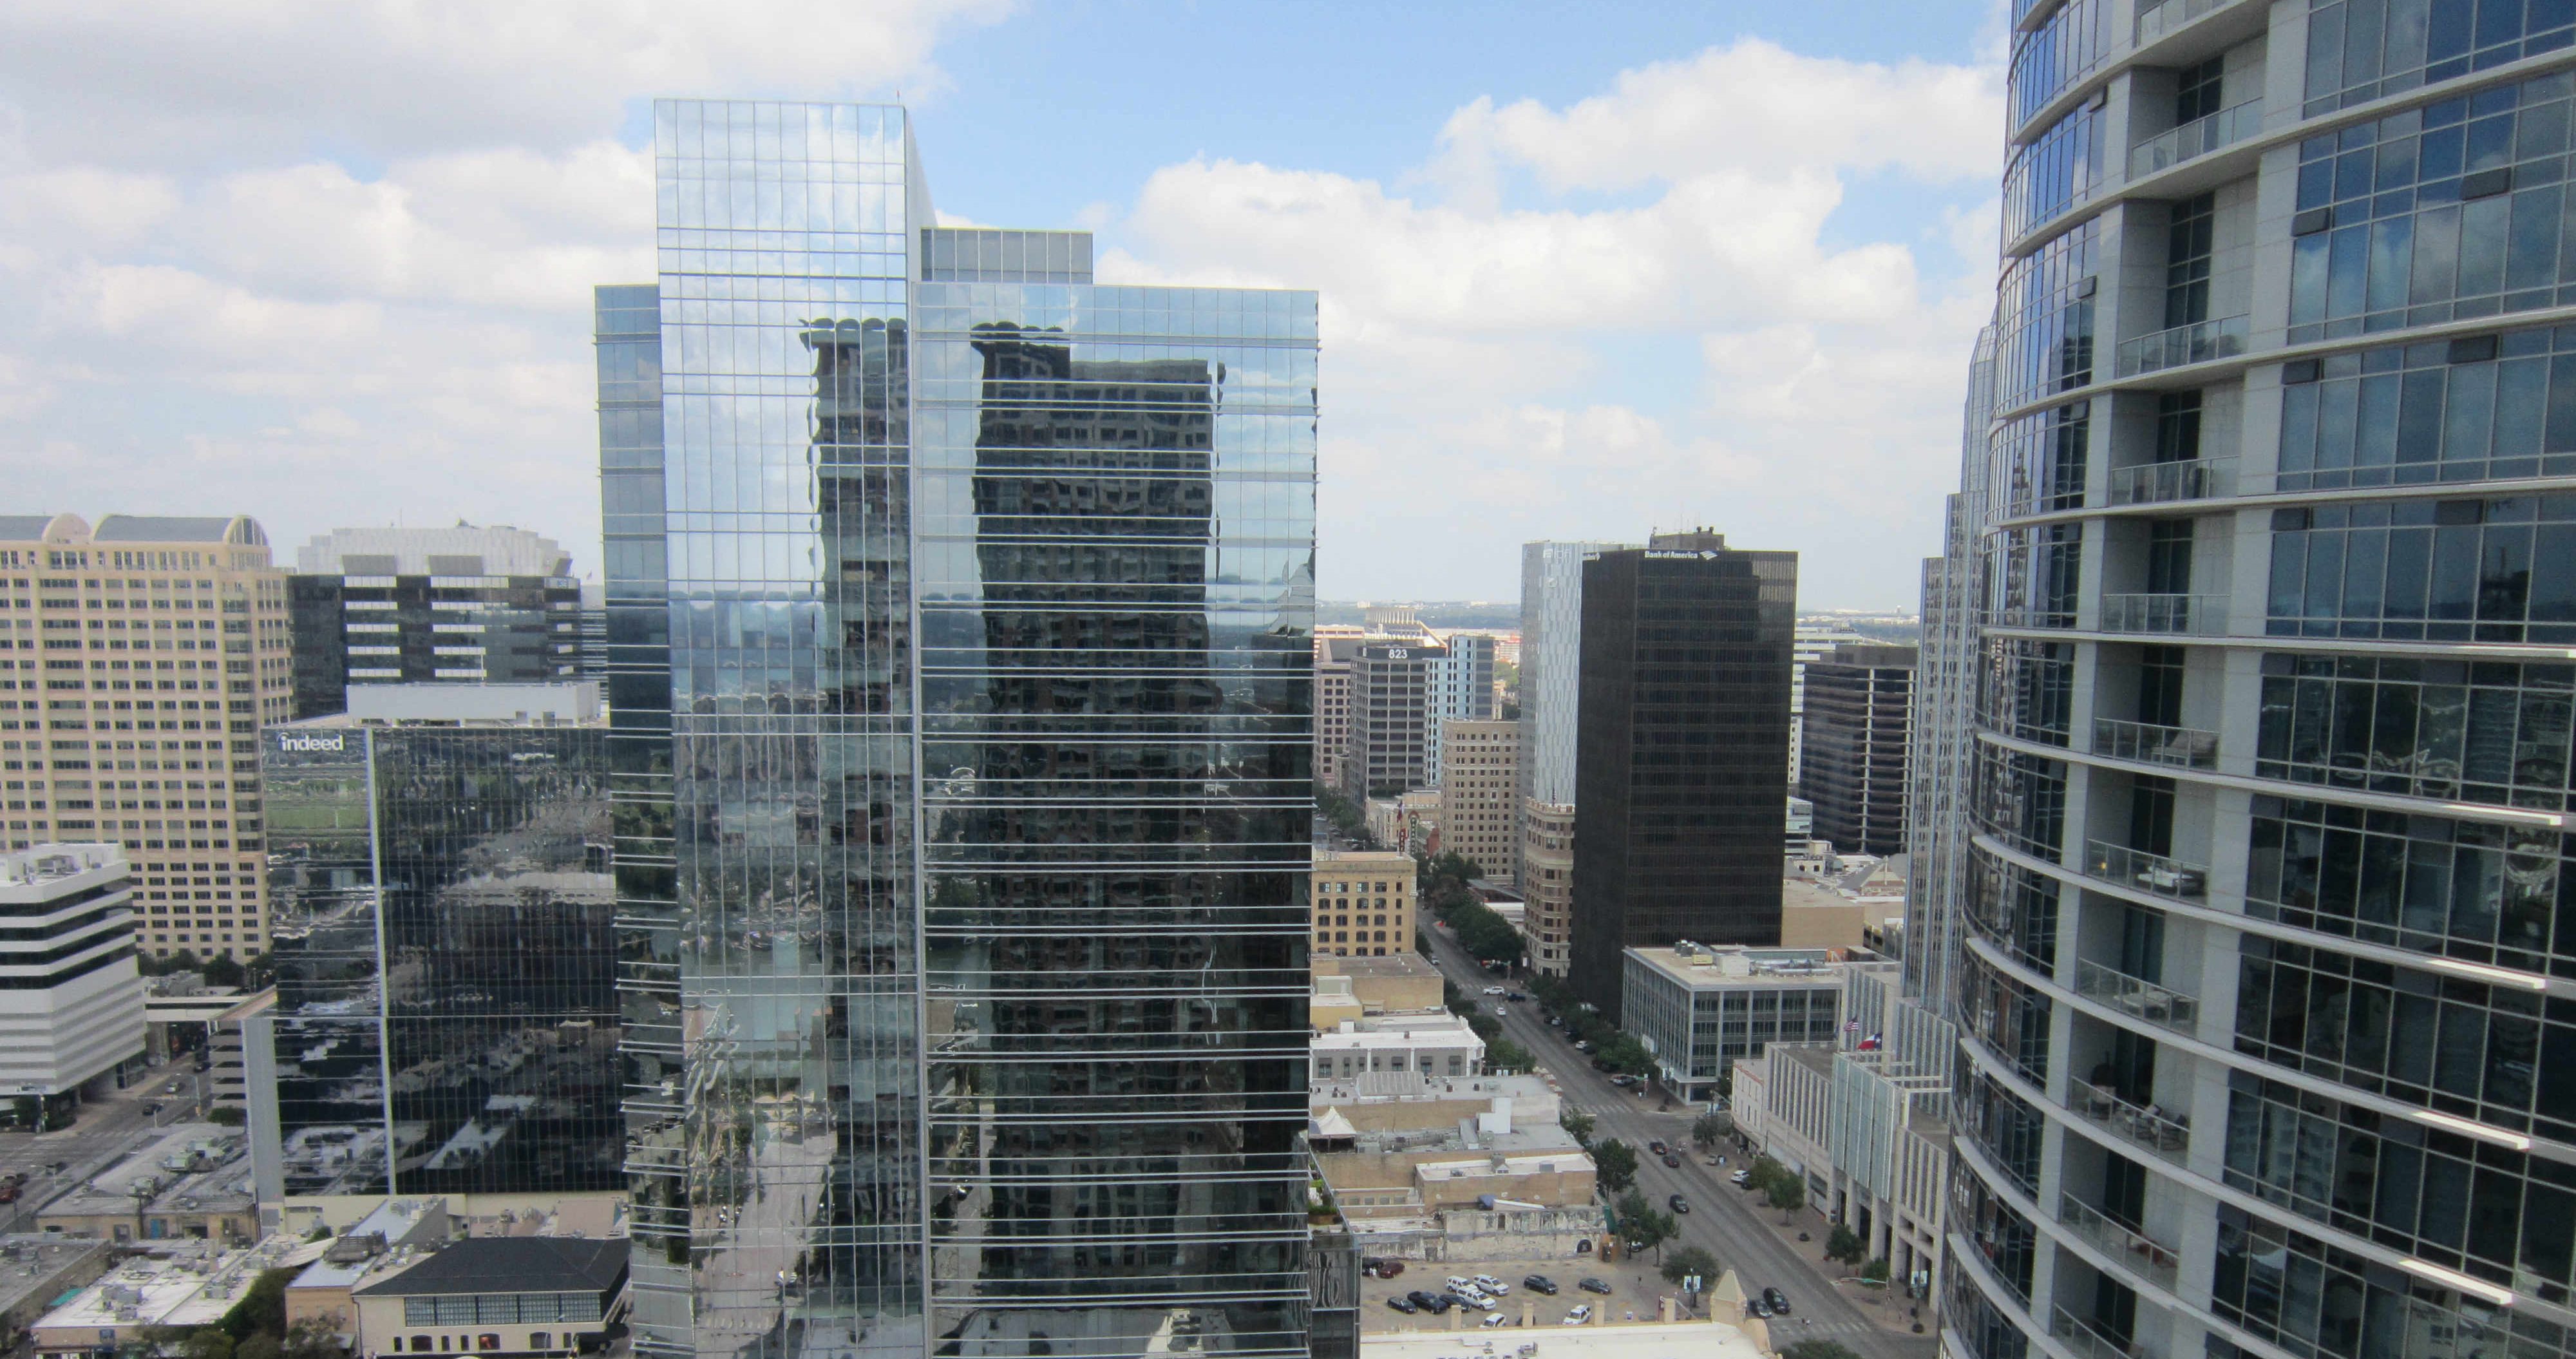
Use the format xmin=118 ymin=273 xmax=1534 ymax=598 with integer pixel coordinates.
xmin=206 ymin=1107 xmax=246 ymax=1127
xmin=1764 ymin=1171 xmax=1806 ymax=1219
xmin=1660 ymin=1244 xmax=1719 ymax=1290
xmin=1860 ymin=1258 xmax=1891 ymax=1285
xmin=1825 ymin=1224 xmax=1868 ymax=1268
xmin=181 ymin=1329 xmax=236 ymax=1359
xmin=234 ymin=1334 xmax=282 ymax=1359
xmin=279 ymin=1319 xmax=342 ymax=1359
xmin=1597 ymin=1032 xmax=1655 ymax=1079
xmin=1691 ymin=1110 xmax=1732 ymax=1148
xmin=1593 ymin=1138 xmax=1639 ymax=1192
xmin=1560 ymin=1108 xmax=1596 ymax=1146
xmin=1613 ymin=1192 xmax=1676 ymax=1260
xmin=1487 ymin=1038 xmax=1533 ymax=1073
xmin=219 ymin=1270 xmax=292 ymax=1340
xmin=200 ymin=953 xmax=246 ymax=989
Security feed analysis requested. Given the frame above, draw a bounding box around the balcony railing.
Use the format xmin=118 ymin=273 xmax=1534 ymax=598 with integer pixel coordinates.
xmin=2130 ymin=99 xmax=2264 ymax=178
xmin=2098 ymin=593 xmax=2227 ymax=636
xmin=2067 ymin=1079 xmax=2191 ymax=1162
xmin=2075 ymin=957 xmax=2199 ymax=1035
xmin=2054 ymin=1304 xmax=2163 ymax=1359
xmin=2090 ymin=717 xmax=2217 ymax=770
xmin=2135 ymin=0 xmax=2245 ymax=44
xmin=2058 ymin=1195 xmax=2181 ymax=1289
xmin=2117 ymin=314 xmax=2248 ymax=376
xmin=2105 ymin=456 xmax=2235 ymax=506
xmin=2084 ymin=839 xmax=2210 ymax=902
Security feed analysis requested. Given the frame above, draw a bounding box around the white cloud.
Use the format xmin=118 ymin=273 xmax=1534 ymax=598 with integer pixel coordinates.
xmin=1105 ymin=37 xmax=2003 ymax=605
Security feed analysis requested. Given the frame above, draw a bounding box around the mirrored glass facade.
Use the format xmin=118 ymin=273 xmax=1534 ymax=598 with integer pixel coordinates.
xmin=254 ymin=718 xmax=617 ymax=1203
xmin=607 ymin=100 xmax=1317 ymax=1359
xmin=1933 ymin=7 xmax=2576 ymax=1359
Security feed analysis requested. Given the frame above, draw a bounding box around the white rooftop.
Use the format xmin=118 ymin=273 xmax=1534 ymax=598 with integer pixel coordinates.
xmin=1359 ymin=1315 xmax=1767 ymax=1359
xmin=0 ymin=844 xmax=123 ymax=894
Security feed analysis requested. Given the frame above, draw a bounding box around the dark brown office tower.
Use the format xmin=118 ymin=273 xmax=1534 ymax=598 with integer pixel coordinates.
xmin=1566 ymin=531 xmax=1795 ymax=1019
xmin=1800 ymin=643 xmax=1916 ymax=856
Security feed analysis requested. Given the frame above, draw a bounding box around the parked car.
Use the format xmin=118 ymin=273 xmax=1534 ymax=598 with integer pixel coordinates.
xmin=1578 ymin=1278 xmax=1614 ymax=1295
xmin=1473 ymin=1275 xmax=1510 ymax=1295
xmin=1589 ymin=1057 xmax=1612 ymax=1071
xmin=1608 ymin=1074 xmax=1637 ymax=1088
xmin=1662 ymin=1153 xmax=1681 ymax=1168
xmin=1386 ymin=1297 xmax=1419 ymax=1315
xmin=1363 ymin=1259 xmax=1405 ymax=1278
xmin=1731 ymin=1168 xmax=1752 ymax=1186
xmin=1748 ymin=1298 xmax=1773 ymax=1320
xmin=1522 ymin=1275 xmax=1559 ymax=1295
xmin=1455 ymin=1292 xmax=1498 ymax=1313
xmin=1445 ymin=1277 xmax=1477 ymax=1294
xmin=1408 ymin=1290 xmax=1451 ymax=1313
xmin=1481 ymin=1314 xmax=1511 ymax=1328
xmin=1668 ymin=1193 xmax=1690 ymax=1213
xmin=1563 ymin=1305 xmax=1593 ymax=1324
xmin=1764 ymin=1287 xmax=1792 ymax=1315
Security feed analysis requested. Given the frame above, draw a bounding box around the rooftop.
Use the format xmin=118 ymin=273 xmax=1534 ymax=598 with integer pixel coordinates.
xmin=279 ymin=682 xmax=603 ymax=728
xmin=0 ymin=844 xmax=124 ymax=894
xmin=35 ymin=1237 xmax=312 ymax=1338
xmin=1358 ymin=1315 xmax=1767 ymax=1359
xmin=0 ymin=1236 xmax=111 ymax=1321
xmin=1625 ymin=945 xmax=1873 ymax=990
xmin=93 ymin=515 xmax=267 ymax=547
xmin=39 ymin=1123 xmax=252 ymax=1222
xmin=1317 ymin=849 xmax=1416 ymax=869
xmin=1315 ymin=953 xmax=1441 ymax=982
xmin=353 ymin=1236 xmax=628 ymax=1298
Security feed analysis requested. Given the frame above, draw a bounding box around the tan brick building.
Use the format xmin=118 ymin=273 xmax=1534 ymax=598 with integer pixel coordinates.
xmin=0 ymin=515 xmax=292 ymax=962
xmin=1311 ymin=848 xmax=1414 ymax=958
xmin=1436 ymin=718 xmax=1517 ymax=884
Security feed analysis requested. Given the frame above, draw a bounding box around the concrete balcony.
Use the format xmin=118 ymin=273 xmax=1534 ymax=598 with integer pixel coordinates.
xmin=2090 ymin=717 xmax=2217 ymax=770
xmin=2116 ymin=314 xmax=2248 ymax=377
xmin=2058 ymin=1193 xmax=2182 ymax=1291
xmin=2104 ymin=456 xmax=2235 ymax=507
xmin=2054 ymin=1304 xmax=2168 ymax=1359
xmin=2075 ymin=957 xmax=2199 ymax=1036
xmin=2082 ymin=839 xmax=2210 ymax=902
xmin=2066 ymin=1078 xmax=2192 ymax=1164
xmin=2134 ymin=0 xmax=2249 ymax=44
xmin=2096 ymin=593 xmax=2227 ymax=636
xmin=2130 ymin=99 xmax=2263 ymax=178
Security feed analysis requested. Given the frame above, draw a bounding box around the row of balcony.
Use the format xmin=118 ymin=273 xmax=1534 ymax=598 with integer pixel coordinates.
xmin=1991 ymin=593 xmax=2229 ymax=636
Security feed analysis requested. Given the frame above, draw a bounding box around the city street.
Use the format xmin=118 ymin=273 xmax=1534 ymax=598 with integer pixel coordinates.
xmin=1419 ymin=924 xmax=1938 ymax=1359
xmin=0 ymin=1061 xmax=212 ymax=1231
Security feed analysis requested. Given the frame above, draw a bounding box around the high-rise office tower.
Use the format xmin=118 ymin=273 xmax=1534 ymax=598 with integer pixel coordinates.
xmin=1436 ymin=718 xmax=1519 ymax=884
xmin=0 ymin=515 xmax=292 ymax=963
xmin=601 ymin=100 xmax=1318 ymax=1359
xmin=1516 ymin=540 xmax=1627 ymax=976
xmin=0 ymin=842 xmax=142 ymax=1131
xmin=288 ymin=525 xmax=587 ymax=719
xmin=1938 ymin=10 xmax=2576 ymax=1359
xmin=1790 ymin=620 xmax=1872 ymax=794
xmin=1565 ymin=531 xmax=1794 ymax=1018
xmin=1313 ymin=633 xmax=1363 ymax=792
xmin=1799 ymin=643 xmax=1916 ymax=856
xmin=1420 ymin=632 xmax=1495 ymax=782
xmin=247 ymin=684 xmax=616 ymax=1218
xmin=1339 ymin=639 xmax=1444 ymax=800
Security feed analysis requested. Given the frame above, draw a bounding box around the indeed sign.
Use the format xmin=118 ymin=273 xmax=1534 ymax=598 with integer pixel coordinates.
xmin=276 ymin=733 xmax=347 ymax=754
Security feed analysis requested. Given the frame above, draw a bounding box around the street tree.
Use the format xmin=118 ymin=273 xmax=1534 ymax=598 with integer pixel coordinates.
xmin=1560 ymin=1109 xmax=1596 ymax=1146
xmin=1825 ymin=1224 xmax=1868 ymax=1269
xmin=1690 ymin=1110 xmax=1732 ymax=1148
xmin=1593 ymin=1138 xmax=1640 ymax=1192
xmin=1661 ymin=1245 xmax=1719 ymax=1290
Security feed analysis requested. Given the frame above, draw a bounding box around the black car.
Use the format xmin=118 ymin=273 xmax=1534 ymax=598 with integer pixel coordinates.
xmin=1578 ymin=1278 xmax=1613 ymax=1295
xmin=1522 ymin=1275 xmax=1560 ymax=1295
xmin=1668 ymin=1193 xmax=1690 ymax=1213
xmin=1387 ymin=1297 xmax=1419 ymax=1315
xmin=1662 ymin=1153 xmax=1680 ymax=1168
xmin=1763 ymin=1287 xmax=1792 ymax=1315
xmin=1408 ymin=1291 xmax=1453 ymax=1314
xmin=1748 ymin=1298 xmax=1772 ymax=1320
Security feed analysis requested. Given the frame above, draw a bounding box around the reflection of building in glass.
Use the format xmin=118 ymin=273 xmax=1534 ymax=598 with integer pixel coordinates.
xmin=606 ymin=100 xmax=1319 ymax=1359
xmin=1515 ymin=541 xmax=1628 ymax=976
xmin=247 ymin=685 xmax=615 ymax=1219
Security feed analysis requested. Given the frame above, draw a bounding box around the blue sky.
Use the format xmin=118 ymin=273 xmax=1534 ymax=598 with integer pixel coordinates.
xmin=0 ymin=0 xmax=2007 ymax=609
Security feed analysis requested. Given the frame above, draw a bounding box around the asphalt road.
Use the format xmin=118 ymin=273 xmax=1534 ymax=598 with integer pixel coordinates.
xmin=1421 ymin=926 xmax=1938 ymax=1359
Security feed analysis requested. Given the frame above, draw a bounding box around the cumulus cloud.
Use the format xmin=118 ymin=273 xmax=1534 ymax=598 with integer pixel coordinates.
xmin=0 ymin=0 xmax=1002 ymax=565
xmin=1103 ymin=37 xmax=2003 ymax=605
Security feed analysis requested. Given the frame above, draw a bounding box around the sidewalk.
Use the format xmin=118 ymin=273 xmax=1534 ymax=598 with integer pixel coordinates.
xmin=1721 ymin=1181 xmax=1929 ymax=1336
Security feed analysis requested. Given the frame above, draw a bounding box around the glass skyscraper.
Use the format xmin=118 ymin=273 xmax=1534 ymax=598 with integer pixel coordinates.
xmin=1937 ymin=7 xmax=2576 ymax=1359
xmin=601 ymin=100 xmax=1318 ymax=1359
xmin=249 ymin=695 xmax=617 ymax=1212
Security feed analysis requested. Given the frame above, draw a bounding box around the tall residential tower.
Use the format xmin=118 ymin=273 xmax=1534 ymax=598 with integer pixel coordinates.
xmin=1939 ymin=8 xmax=2576 ymax=1359
xmin=602 ymin=101 xmax=1318 ymax=1359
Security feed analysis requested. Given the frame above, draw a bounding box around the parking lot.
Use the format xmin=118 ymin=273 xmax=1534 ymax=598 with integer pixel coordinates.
xmin=1356 ymin=1253 xmax=1703 ymax=1333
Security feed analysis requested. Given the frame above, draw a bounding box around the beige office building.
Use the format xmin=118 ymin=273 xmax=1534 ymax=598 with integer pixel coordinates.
xmin=1519 ymin=799 xmax=1575 ymax=976
xmin=1311 ymin=848 xmax=1415 ymax=959
xmin=0 ymin=515 xmax=292 ymax=962
xmin=1436 ymin=718 xmax=1517 ymax=884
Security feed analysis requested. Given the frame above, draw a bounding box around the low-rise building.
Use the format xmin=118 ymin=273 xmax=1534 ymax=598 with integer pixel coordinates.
xmin=1311 ymin=953 xmax=1443 ymax=1019
xmin=1361 ymin=1311 xmax=1769 ymax=1358
xmin=1311 ymin=1014 xmax=1484 ymax=1094
xmin=36 ymin=1123 xmax=255 ymax=1244
xmin=0 ymin=844 xmax=144 ymax=1130
xmin=1620 ymin=946 xmax=1856 ymax=1101
xmin=1309 ymin=1072 xmax=1601 ymax=1263
xmin=350 ymin=1235 xmax=629 ymax=1359
xmin=0 ymin=1237 xmax=113 ymax=1351
xmin=30 ymin=1235 xmax=312 ymax=1359
xmin=283 ymin=1197 xmax=453 ymax=1342
xmin=1312 ymin=850 xmax=1417 ymax=960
